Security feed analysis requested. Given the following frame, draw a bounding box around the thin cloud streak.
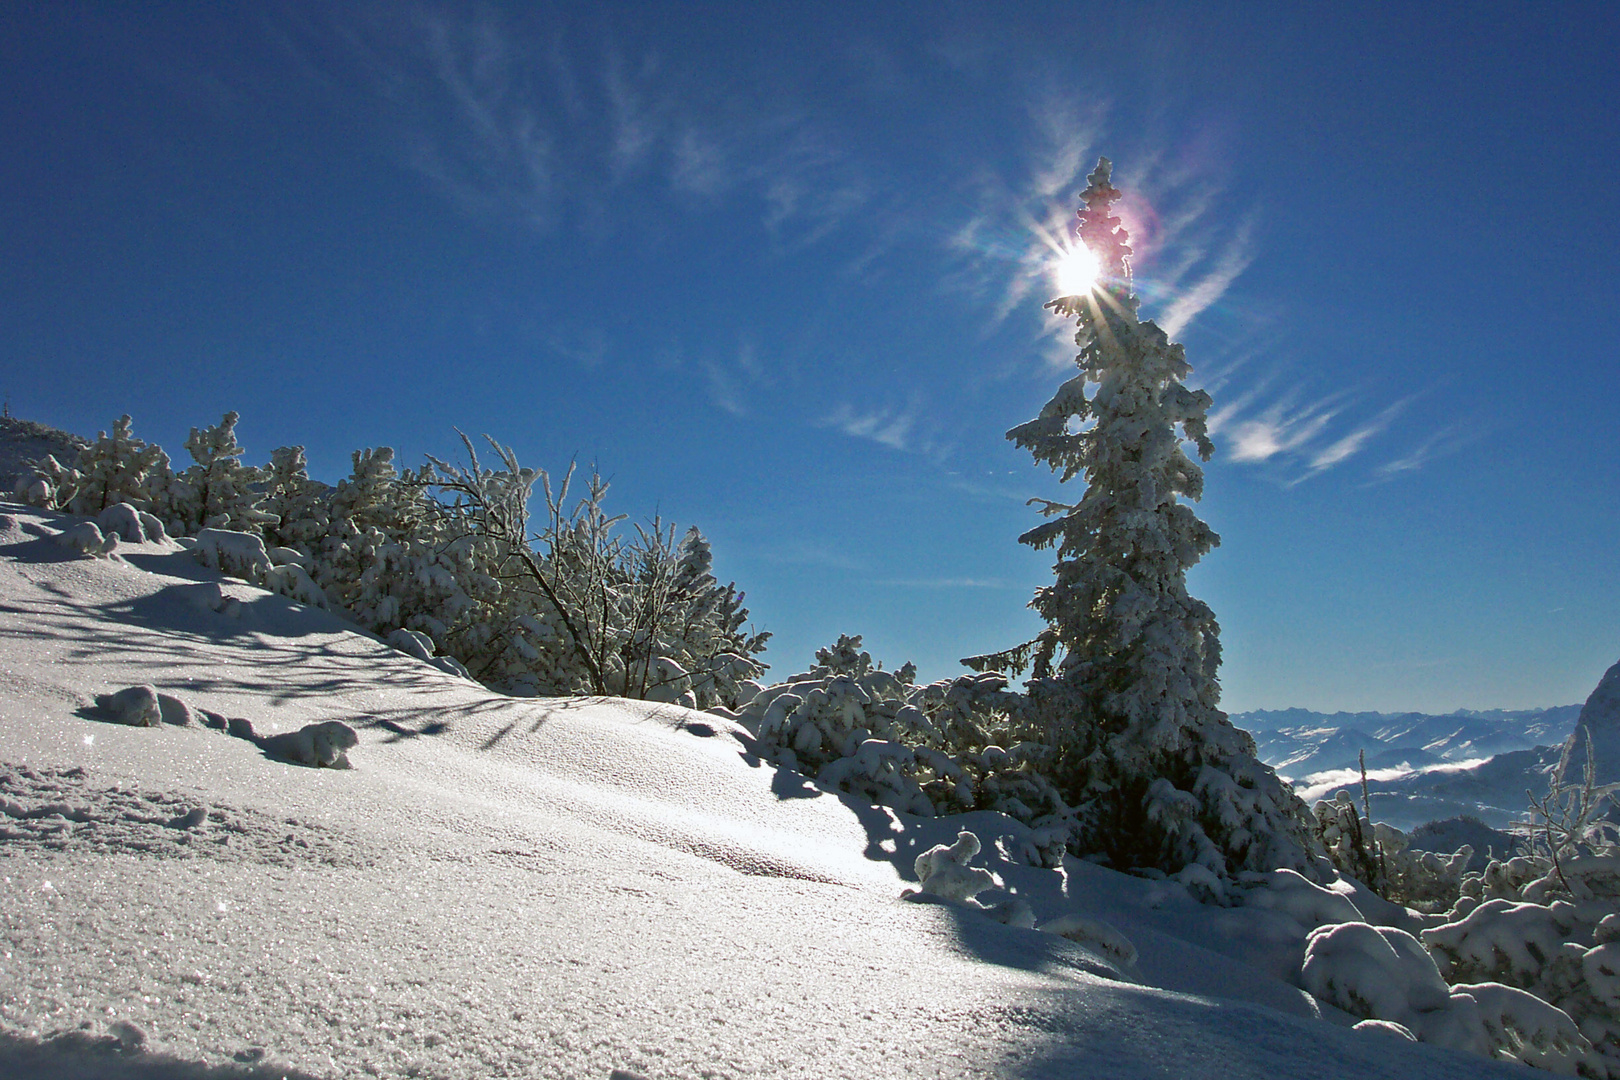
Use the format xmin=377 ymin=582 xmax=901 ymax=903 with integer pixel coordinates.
xmin=873 ymin=577 xmax=1018 ymax=589
xmin=316 ymin=6 xmax=872 ymax=246
xmin=821 ymin=402 xmax=916 ymax=451
xmin=1307 ymin=398 xmax=1412 ymax=472
xmin=1158 ymin=216 xmax=1255 ymax=338
xmin=1372 ymin=423 xmax=1474 ymax=482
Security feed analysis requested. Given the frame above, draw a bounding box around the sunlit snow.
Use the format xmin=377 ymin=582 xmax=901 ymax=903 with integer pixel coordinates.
xmin=0 ymin=505 xmax=1527 ymax=1079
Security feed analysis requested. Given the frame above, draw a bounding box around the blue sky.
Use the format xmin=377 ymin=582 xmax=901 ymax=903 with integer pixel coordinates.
xmin=3 ymin=2 xmax=1617 ymax=713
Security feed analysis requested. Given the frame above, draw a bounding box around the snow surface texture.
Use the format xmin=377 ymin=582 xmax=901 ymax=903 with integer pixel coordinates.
xmin=0 ymin=504 xmax=1533 ymax=1079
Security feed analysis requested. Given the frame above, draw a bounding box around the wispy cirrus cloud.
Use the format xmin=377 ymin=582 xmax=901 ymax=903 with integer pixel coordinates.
xmin=699 ymin=336 xmax=768 ymax=417
xmin=873 ymin=576 xmax=1018 ymax=589
xmin=1205 ymin=382 xmax=1424 ymax=483
xmin=1157 ymin=215 xmax=1255 ymax=338
xmin=304 ymin=5 xmax=871 ymax=247
xmin=820 ymin=401 xmax=917 ymax=451
xmin=1371 ymin=422 xmax=1475 ymax=482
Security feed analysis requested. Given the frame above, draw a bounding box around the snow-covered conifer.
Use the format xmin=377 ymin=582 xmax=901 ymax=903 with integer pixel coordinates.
xmin=162 ymin=412 xmax=273 ymax=535
xmin=65 ymin=415 xmax=166 ymax=517
xmin=260 ymin=445 xmax=330 ymax=555
xmin=994 ymin=157 xmax=1317 ymax=887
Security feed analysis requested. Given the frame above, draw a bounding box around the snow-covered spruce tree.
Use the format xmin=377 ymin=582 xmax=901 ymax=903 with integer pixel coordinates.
xmin=985 ymin=157 xmax=1317 ymax=890
xmin=157 ymin=412 xmax=275 ymax=535
xmin=63 ymin=415 xmax=167 ymax=517
xmin=260 ymin=445 xmax=331 ymax=556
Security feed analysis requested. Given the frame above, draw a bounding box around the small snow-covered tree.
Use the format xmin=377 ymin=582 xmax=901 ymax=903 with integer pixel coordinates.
xmin=65 ymin=415 xmax=167 ymax=516
xmin=979 ymin=157 xmax=1317 ymax=889
xmin=159 ymin=412 xmax=273 ymax=535
xmin=260 ymin=445 xmax=330 ymax=555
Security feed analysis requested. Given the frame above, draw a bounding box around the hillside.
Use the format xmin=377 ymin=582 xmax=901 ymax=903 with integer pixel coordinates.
xmin=0 ymin=502 xmax=1533 ymax=1079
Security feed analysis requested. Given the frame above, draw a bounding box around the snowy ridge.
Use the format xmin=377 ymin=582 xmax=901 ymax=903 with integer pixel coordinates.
xmin=0 ymin=504 xmax=1530 ymax=1079
xmin=1239 ymin=707 xmax=1577 ymax=784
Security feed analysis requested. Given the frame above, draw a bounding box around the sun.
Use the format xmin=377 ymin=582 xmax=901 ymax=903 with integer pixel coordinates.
xmin=1053 ymin=243 xmax=1101 ymax=295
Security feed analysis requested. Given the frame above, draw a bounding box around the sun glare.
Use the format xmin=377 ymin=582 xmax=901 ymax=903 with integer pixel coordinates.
xmin=1053 ymin=244 xmax=1101 ymax=295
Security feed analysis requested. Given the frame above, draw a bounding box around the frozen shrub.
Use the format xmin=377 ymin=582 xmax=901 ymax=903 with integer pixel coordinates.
xmin=258 ymin=721 xmax=359 ymax=769
xmin=93 ymin=685 xmax=163 ymax=727
xmin=53 ymin=521 xmax=118 ymax=558
xmin=912 ymin=831 xmax=998 ymax=903
xmin=1418 ymin=732 xmax=1620 ymax=1077
xmin=65 ymin=415 xmax=167 ymax=517
xmin=193 ymin=528 xmax=273 ymax=585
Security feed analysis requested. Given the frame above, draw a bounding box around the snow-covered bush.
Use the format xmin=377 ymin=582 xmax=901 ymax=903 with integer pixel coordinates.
xmin=193 ymin=528 xmax=274 ymax=584
xmin=53 ymin=521 xmax=118 ymax=559
xmin=424 ymin=437 xmax=769 ymax=704
xmin=912 ymin=830 xmax=999 ymax=903
xmin=63 ymin=415 xmax=168 ymax=517
xmin=17 ymin=413 xmax=763 ymax=708
xmin=1301 ymin=921 xmax=1592 ymax=1069
xmin=1406 ymin=736 xmax=1620 ymax=1077
xmin=156 ymin=412 xmax=275 ymax=536
xmin=259 ymin=445 xmax=330 ymax=555
xmin=734 ymin=636 xmax=1074 ymax=858
xmin=97 ymin=502 xmax=164 ymax=544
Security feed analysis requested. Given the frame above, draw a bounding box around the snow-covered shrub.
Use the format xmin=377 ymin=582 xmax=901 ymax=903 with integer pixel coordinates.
xmin=96 ymin=503 xmax=158 ymax=544
xmin=15 ymin=452 xmax=82 ymax=510
xmin=1303 ymin=918 xmax=1593 ymax=1069
xmin=265 ymin=562 xmax=327 ymax=609
xmin=1243 ymin=867 xmax=1363 ymax=930
xmin=180 ymin=412 xmax=275 ymax=534
xmin=1378 ymin=822 xmax=1474 ymax=913
xmin=259 ymin=445 xmax=330 ymax=556
xmin=63 ymin=415 xmax=167 ymax=517
xmin=258 ymin=721 xmax=358 ymax=769
xmin=913 ymin=830 xmax=999 ymax=903
xmin=1416 ymin=737 xmax=1620 ymax=1077
xmin=736 ymin=637 xmax=1075 ymax=853
xmin=193 ymin=528 xmax=273 ymax=585
xmin=93 ymin=685 xmax=162 ymax=727
xmin=53 ymin=521 xmax=118 ymax=558
xmin=424 ymin=437 xmax=769 ymax=704
xmin=1314 ymin=790 xmax=1473 ymax=912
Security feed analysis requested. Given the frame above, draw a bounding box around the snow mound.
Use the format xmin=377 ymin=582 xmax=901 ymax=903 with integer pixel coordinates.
xmin=257 ymin=720 xmax=358 ymax=769
xmin=54 ymin=521 xmax=118 ymax=558
xmin=911 ymin=829 xmax=998 ymax=902
xmin=93 ymin=686 xmax=162 ymax=727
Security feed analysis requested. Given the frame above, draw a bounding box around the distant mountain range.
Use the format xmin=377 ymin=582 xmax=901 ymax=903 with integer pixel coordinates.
xmin=1232 ymin=704 xmax=1584 ymax=833
xmin=1233 ymin=705 xmax=1580 ymax=781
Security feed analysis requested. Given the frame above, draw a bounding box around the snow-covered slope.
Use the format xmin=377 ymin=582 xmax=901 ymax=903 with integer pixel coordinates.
xmin=0 ymin=504 xmax=1530 ymax=1079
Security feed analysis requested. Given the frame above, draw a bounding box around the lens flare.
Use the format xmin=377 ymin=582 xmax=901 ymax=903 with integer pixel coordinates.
xmin=1053 ymin=244 xmax=1100 ymax=295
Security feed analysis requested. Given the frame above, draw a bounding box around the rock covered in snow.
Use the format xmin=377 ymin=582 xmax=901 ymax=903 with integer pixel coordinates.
xmin=259 ymin=721 xmax=358 ymax=769
xmin=93 ymin=685 xmax=163 ymax=727
xmin=53 ymin=521 xmax=118 ymax=558
xmin=1562 ymin=656 xmax=1620 ymax=786
xmin=912 ymin=830 xmax=998 ymax=903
